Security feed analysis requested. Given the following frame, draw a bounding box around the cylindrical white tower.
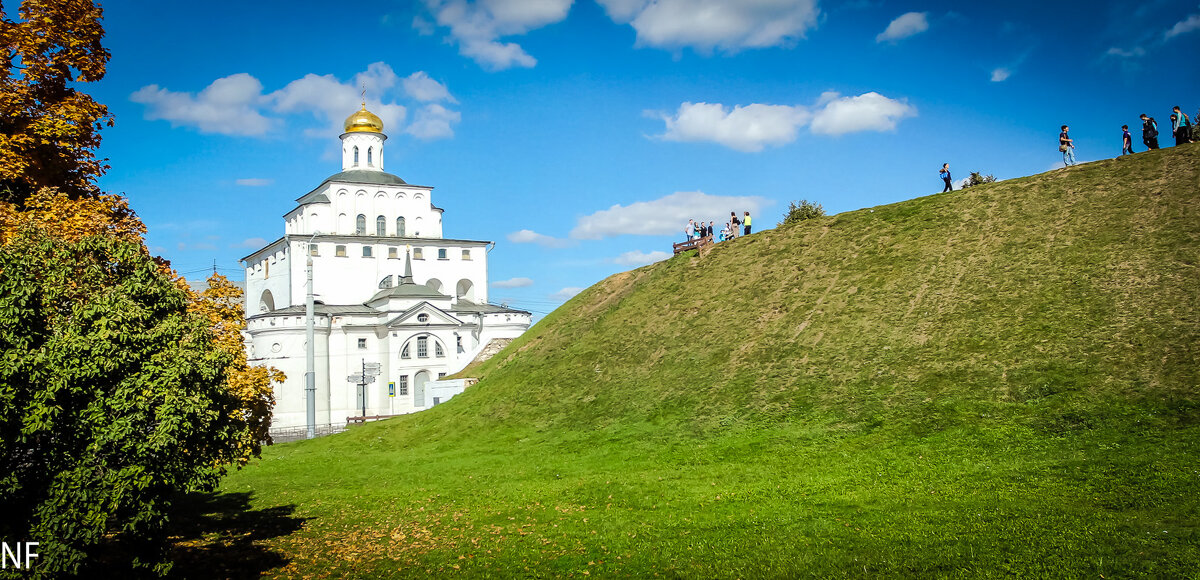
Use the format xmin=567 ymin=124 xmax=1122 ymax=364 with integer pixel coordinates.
xmin=341 ymin=104 xmax=387 ymax=172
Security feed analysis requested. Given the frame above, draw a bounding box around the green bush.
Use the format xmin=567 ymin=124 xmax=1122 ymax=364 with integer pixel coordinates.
xmin=778 ymin=199 xmax=826 ymax=227
xmin=961 ymin=171 xmax=997 ymax=188
xmin=0 ymin=229 xmax=242 ymax=577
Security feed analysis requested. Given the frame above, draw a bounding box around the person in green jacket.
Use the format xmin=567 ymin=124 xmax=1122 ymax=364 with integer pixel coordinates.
xmin=743 ymin=211 xmax=752 ymax=235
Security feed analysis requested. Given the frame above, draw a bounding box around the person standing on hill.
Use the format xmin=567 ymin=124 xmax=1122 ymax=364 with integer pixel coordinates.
xmin=1121 ymin=125 xmax=1134 ymax=155
xmin=729 ymin=212 xmax=740 ymax=238
xmin=743 ymin=211 xmax=752 ymax=235
xmin=940 ymin=163 xmax=953 ymax=192
xmin=685 ymin=219 xmax=695 ymax=241
xmin=1172 ymin=106 xmax=1191 ymax=146
xmin=707 ymin=221 xmax=715 ymax=237
xmin=1141 ymin=114 xmax=1160 ymax=149
xmin=1059 ymin=125 xmax=1075 ymax=166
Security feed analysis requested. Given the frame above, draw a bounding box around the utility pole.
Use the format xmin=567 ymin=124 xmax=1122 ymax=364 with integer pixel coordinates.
xmin=361 ymin=358 xmax=368 ymax=418
xmin=305 ymin=233 xmax=319 ymax=439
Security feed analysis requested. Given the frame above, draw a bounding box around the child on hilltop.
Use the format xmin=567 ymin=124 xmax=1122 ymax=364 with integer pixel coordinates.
xmin=1121 ymin=125 xmax=1134 ymax=155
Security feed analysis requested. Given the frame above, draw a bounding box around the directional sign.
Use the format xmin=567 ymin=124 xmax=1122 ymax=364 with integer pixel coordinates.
xmin=347 ymin=374 xmax=377 ymax=384
xmin=364 ymin=362 xmax=382 ymax=374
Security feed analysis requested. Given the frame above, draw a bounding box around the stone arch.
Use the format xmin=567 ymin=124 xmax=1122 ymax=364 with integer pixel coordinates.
xmin=338 ymin=213 xmax=349 ymax=233
xmin=455 ymin=279 xmax=475 ymax=303
xmin=425 ymin=278 xmax=443 ymax=293
xmin=414 ymin=370 xmax=431 ymax=407
xmin=259 ymin=289 xmax=275 ymax=312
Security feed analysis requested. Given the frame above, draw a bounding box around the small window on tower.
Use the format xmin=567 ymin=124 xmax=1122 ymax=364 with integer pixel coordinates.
xmin=362 ymin=246 xmax=373 ymax=257
xmin=438 ymin=248 xmax=447 ymax=260
xmin=462 ymin=249 xmax=471 ymax=260
xmin=336 ymin=245 xmax=347 ymax=257
xmin=413 ymin=248 xmax=424 ymax=260
xmin=388 ymin=247 xmax=398 ymax=259
xmin=353 ymin=146 xmax=359 ymax=166
xmin=309 ymin=244 xmax=319 ymax=256
xmin=357 ymin=338 xmax=367 ymax=349
xmin=367 ymin=147 xmax=373 ymax=167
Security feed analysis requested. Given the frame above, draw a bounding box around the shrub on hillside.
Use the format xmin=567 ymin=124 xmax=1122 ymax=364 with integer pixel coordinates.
xmin=961 ymin=172 xmax=997 ymax=188
xmin=779 ymin=199 xmax=826 ymax=227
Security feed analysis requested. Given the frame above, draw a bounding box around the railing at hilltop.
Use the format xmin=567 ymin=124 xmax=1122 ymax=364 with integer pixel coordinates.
xmin=673 ymin=235 xmax=713 ymax=255
xmin=267 ymin=423 xmax=346 ymax=443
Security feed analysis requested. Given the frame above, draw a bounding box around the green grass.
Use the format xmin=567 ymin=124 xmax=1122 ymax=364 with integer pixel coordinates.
xmin=202 ymin=145 xmax=1200 ymax=578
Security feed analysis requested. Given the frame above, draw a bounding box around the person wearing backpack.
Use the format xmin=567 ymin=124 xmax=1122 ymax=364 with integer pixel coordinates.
xmin=939 ymin=163 xmax=953 ymax=191
xmin=1140 ymin=114 xmax=1159 ymax=150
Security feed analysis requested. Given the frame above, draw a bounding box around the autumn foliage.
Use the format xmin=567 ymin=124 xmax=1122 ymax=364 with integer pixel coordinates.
xmin=0 ymin=0 xmax=281 ymax=575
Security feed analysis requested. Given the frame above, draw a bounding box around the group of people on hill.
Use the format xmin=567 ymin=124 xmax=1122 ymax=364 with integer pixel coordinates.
xmin=684 ymin=211 xmax=752 ymax=243
xmin=942 ymin=105 xmax=1195 ymax=189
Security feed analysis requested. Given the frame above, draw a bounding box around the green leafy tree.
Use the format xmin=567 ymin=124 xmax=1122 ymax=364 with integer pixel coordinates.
xmin=961 ymin=171 xmax=997 ymax=188
xmin=778 ymin=199 xmax=826 ymax=227
xmin=0 ymin=228 xmax=246 ymax=577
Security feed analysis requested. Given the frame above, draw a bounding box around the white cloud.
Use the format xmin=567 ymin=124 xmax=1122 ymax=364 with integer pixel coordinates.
xmin=507 ymin=229 xmax=573 ymax=248
xmin=1165 ymin=13 xmax=1200 ymax=39
xmin=570 ymin=191 xmax=769 ymax=240
xmin=419 ymin=0 xmax=573 ymax=70
xmin=876 ymin=11 xmax=929 ymax=43
xmin=406 ymin=104 xmax=462 ymax=139
xmin=130 ymin=73 xmax=273 ymax=136
xmin=611 ymin=250 xmax=672 ymax=266
xmin=177 ymin=241 xmax=218 ymax=251
xmin=598 ymin=0 xmax=820 ymax=53
xmin=654 ymin=102 xmax=810 ymax=152
xmin=652 ymin=91 xmax=915 ymax=150
xmin=809 ymin=91 xmax=916 ymax=136
xmin=990 ymin=67 xmax=1011 ymax=82
xmin=1105 ymin=46 xmax=1146 ymax=58
xmin=235 ymin=178 xmax=273 ymax=186
xmin=492 ymin=277 xmax=534 ymax=288
xmin=132 ymin=63 xmax=460 ymax=141
xmin=402 ymin=71 xmax=458 ymax=103
xmin=233 ymin=237 xmax=269 ymax=249
xmin=551 ymin=286 xmax=584 ymax=300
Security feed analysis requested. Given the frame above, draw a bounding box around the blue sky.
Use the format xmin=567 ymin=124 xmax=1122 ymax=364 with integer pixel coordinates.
xmin=90 ymin=0 xmax=1200 ymax=317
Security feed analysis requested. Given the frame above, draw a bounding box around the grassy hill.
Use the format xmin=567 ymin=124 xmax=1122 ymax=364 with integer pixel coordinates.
xmin=201 ymin=145 xmax=1200 ymax=578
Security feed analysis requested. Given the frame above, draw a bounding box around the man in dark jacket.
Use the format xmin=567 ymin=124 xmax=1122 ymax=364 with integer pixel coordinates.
xmin=1141 ymin=114 xmax=1160 ymax=150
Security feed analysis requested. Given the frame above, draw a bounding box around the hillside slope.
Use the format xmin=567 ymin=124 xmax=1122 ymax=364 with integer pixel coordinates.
xmin=217 ymin=145 xmax=1200 ymax=578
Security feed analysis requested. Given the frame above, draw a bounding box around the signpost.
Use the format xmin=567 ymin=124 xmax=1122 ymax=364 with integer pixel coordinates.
xmin=351 ymin=359 xmax=382 ymax=418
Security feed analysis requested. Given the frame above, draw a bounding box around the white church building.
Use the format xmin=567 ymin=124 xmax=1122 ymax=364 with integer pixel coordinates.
xmin=240 ymin=104 xmax=531 ymax=430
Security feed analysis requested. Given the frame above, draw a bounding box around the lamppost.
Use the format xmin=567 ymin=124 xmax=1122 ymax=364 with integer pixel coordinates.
xmin=305 ymin=231 xmax=320 ymax=439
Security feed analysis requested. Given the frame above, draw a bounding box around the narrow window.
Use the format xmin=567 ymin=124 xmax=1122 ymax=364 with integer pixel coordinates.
xmin=438 ymin=248 xmax=447 ymax=260
xmin=457 ymin=335 xmax=464 ymax=353
xmin=367 ymin=147 xmax=373 ymax=167
xmin=356 ymin=214 xmax=366 ymax=234
xmin=435 ymin=342 xmax=444 ymax=357
xmin=413 ymin=248 xmax=423 ymax=260
xmin=309 ymin=243 xmax=319 ymax=256
xmin=401 ymin=343 xmax=410 ymax=359
xmin=357 ymin=338 xmax=367 ymax=349
xmin=388 ymin=247 xmax=398 ymax=259
xmin=353 ymin=146 xmax=359 ymax=166
xmin=362 ymin=246 xmax=373 ymax=257
xmin=398 ymin=376 xmax=408 ymax=395
xmin=417 ymin=336 xmax=428 ymax=358
xmin=376 ymin=215 xmax=386 ymax=236
xmin=396 ymin=217 xmax=406 ymax=237
xmin=335 ymin=245 xmax=347 ymax=257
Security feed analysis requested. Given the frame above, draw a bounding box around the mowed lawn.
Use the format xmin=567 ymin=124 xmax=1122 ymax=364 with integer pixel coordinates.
xmin=191 ymin=145 xmax=1200 ymax=578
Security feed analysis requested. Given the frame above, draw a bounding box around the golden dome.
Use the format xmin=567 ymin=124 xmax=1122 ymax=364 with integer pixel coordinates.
xmin=343 ymin=104 xmax=384 ymax=133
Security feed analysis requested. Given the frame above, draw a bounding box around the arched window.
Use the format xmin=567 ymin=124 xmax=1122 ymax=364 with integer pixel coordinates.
xmin=355 ymin=214 xmax=366 ymax=234
xmin=367 ymin=147 xmax=373 ymax=167
xmin=435 ymin=342 xmax=444 ymax=357
xmin=456 ymin=279 xmax=475 ymax=302
xmin=401 ymin=343 xmax=410 ymax=359
xmin=353 ymin=146 xmax=359 ymax=166
xmin=260 ymin=289 xmax=275 ymax=312
xmin=376 ymin=215 xmax=386 ymax=236
xmin=396 ymin=217 xmax=406 ymax=237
